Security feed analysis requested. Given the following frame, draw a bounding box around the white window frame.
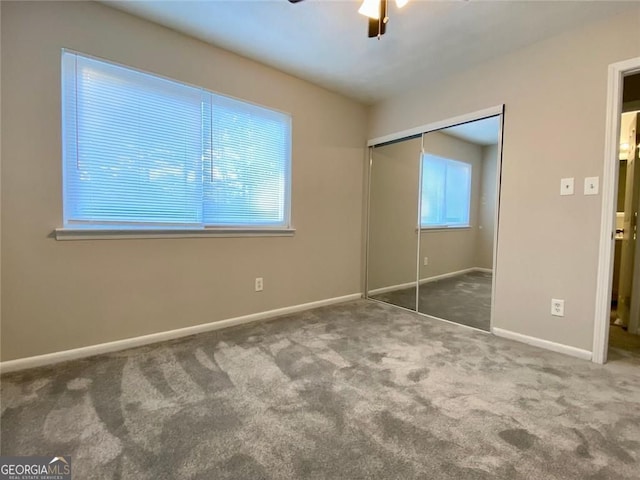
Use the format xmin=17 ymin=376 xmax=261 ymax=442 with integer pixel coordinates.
xmin=56 ymin=50 xmax=294 ymax=240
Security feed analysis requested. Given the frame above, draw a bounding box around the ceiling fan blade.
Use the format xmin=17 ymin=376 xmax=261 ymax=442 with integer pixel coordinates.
xmin=288 ymin=0 xmax=305 ymax=3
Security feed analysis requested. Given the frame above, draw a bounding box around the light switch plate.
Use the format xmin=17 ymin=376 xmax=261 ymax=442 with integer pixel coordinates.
xmin=584 ymin=176 xmax=599 ymax=195
xmin=560 ymin=178 xmax=574 ymax=196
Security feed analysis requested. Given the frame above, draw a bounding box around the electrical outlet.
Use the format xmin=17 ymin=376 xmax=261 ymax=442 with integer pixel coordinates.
xmin=255 ymin=277 xmax=263 ymax=292
xmin=551 ymin=298 xmax=564 ymax=317
xmin=424 ymin=257 xmax=429 ymax=266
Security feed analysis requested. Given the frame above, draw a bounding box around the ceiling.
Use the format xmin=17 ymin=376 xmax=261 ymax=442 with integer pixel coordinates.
xmin=106 ymin=0 xmax=635 ymax=105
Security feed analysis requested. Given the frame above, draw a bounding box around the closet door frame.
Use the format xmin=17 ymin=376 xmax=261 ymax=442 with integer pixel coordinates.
xmin=365 ymin=104 xmax=505 ymax=332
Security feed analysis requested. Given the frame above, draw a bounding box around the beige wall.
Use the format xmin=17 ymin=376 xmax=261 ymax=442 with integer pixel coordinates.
xmin=476 ymin=144 xmax=498 ymax=270
xmin=419 ymin=132 xmax=483 ymax=279
xmin=367 ymin=138 xmax=420 ymax=291
xmin=0 ymin=1 xmax=367 ymax=361
xmin=369 ymin=7 xmax=640 ymax=351
xmin=3 ymin=2 xmax=639 ymax=362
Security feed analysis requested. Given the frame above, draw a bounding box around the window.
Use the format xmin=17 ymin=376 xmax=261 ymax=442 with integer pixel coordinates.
xmin=420 ymin=154 xmax=471 ymax=228
xmin=61 ymin=50 xmax=291 ymax=232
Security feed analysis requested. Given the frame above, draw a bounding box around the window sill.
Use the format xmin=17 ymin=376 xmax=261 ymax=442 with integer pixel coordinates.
xmin=54 ymin=227 xmax=296 ymax=241
xmin=417 ymin=225 xmax=472 ymax=232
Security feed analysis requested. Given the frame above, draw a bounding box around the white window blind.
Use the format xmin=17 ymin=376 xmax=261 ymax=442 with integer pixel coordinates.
xmin=205 ymin=95 xmax=289 ymax=226
xmin=421 ymin=154 xmax=471 ymax=228
xmin=61 ymin=50 xmax=291 ymax=230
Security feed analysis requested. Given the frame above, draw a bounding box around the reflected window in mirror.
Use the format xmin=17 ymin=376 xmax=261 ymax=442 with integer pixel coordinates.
xmin=421 ymin=154 xmax=471 ymax=228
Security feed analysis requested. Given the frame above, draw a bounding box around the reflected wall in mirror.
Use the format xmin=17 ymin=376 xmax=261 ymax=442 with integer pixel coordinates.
xmin=367 ymin=137 xmax=421 ymax=311
xmin=417 ymin=116 xmax=501 ymax=331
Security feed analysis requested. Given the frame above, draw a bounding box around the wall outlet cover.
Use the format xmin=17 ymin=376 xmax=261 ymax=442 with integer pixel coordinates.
xmin=551 ymin=298 xmax=565 ymax=317
xmin=584 ymin=176 xmax=599 ymax=195
xmin=560 ymin=178 xmax=574 ymax=196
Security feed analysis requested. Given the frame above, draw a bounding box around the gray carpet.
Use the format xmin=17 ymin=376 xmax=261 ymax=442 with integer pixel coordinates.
xmin=371 ymin=271 xmax=492 ymax=331
xmin=2 ymin=300 xmax=639 ymax=479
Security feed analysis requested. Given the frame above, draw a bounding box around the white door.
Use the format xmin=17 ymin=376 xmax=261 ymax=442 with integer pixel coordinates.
xmin=617 ymin=113 xmax=640 ymax=333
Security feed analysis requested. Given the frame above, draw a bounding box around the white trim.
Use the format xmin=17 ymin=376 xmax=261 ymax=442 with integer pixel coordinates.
xmin=0 ymin=293 xmax=361 ymax=374
xmin=419 ymin=267 xmax=479 ymax=284
xmin=55 ymin=227 xmax=296 ymax=240
xmin=593 ymin=56 xmax=640 ymax=365
xmin=368 ymin=267 xmax=491 ymax=295
xmin=368 ymin=281 xmax=417 ymax=296
xmin=474 ymin=267 xmax=493 ymax=274
xmin=493 ymin=328 xmax=593 ymax=361
xmin=364 ymin=147 xmax=373 ymax=297
xmin=416 ymin=134 xmax=425 ymax=310
xmin=367 ymin=105 xmax=504 ymax=147
xmin=490 ymin=109 xmax=505 ymax=334
xmin=419 ymin=225 xmax=471 ymax=231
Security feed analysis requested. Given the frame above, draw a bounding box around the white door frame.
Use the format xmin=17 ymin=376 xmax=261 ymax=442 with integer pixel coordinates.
xmin=593 ymin=56 xmax=640 ymax=364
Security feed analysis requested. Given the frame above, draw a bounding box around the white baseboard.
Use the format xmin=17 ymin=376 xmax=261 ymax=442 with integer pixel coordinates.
xmin=0 ymin=293 xmax=362 ymax=374
xmin=492 ymin=327 xmax=592 ymax=361
xmin=473 ymin=267 xmax=493 ymax=274
xmin=419 ymin=267 xmax=481 ymax=285
xmin=367 ymin=281 xmax=416 ymax=296
xmin=369 ymin=267 xmax=491 ymax=296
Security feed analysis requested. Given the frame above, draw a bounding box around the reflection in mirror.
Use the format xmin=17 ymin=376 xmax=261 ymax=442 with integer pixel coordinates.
xmin=417 ymin=116 xmax=501 ymax=331
xmin=367 ymin=137 xmax=421 ymax=311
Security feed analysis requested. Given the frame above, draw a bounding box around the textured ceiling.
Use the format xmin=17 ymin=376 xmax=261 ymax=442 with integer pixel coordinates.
xmin=106 ymin=0 xmax=635 ymax=104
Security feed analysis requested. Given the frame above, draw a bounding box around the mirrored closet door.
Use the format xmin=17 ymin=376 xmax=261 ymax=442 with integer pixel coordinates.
xmin=366 ymin=111 xmax=503 ymax=332
xmin=417 ymin=117 xmax=501 ymax=331
xmin=366 ymin=136 xmax=422 ymax=311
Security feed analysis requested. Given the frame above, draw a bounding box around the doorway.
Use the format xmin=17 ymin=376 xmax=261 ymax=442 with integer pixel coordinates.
xmin=609 ymin=75 xmax=640 ymax=358
xmin=594 ymin=59 xmax=640 ymax=364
